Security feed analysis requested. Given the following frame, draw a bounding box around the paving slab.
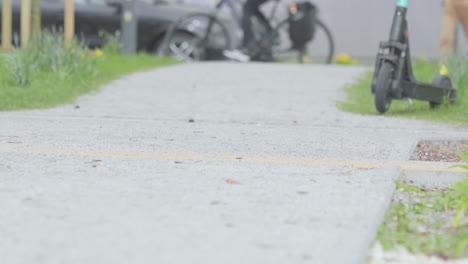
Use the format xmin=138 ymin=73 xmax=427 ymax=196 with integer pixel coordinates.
xmin=0 ymin=62 xmax=467 ymax=264
xmin=402 ymin=170 xmax=467 ymax=189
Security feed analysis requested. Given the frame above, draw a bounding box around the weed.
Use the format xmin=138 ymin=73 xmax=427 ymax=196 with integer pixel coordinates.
xmin=377 ymin=153 xmax=468 ymax=258
xmin=99 ymin=31 xmax=123 ymax=55
xmin=1 ymin=30 xmax=97 ymax=87
xmin=0 ymin=31 xmax=178 ymax=110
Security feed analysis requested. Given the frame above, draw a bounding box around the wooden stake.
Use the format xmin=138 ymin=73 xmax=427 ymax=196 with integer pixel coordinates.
xmin=31 ymin=0 xmax=41 ymax=36
xmin=64 ymin=0 xmax=74 ymax=47
xmin=2 ymin=0 xmax=12 ymax=50
xmin=21 ymin=0 xmax=32 ymax=47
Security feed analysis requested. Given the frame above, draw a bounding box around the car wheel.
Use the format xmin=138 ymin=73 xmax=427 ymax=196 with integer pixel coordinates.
xmin=157 ymin=12 xmax=233 ymax=62
xmin=158 ymin=30 xmax=202 ymax=61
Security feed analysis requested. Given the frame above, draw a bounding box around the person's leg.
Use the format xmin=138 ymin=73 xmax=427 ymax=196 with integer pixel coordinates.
xmin=224 ymin=0 xmax=268 ymax=61
xmin=253 ymin=7 xmax=271 ymax=31
xmin=440 ymin=0 xmax=458 ymax=60
xmin=453 ymin=0 xmax=468 ymax=36
xmin=241 ymin=0 xmax=268 ymax=48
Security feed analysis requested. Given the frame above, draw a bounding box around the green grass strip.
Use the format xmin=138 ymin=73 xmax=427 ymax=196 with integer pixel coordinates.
xmin=377 ymin=153 xmax=468 ymax=259
xmin=0 ymin=54 xmax=178 ymax=111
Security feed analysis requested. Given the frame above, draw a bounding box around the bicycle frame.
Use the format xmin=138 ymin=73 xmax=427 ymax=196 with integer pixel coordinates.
xmin=158 ymin=0 xmax=334 ymax=63
xmin=215 ymin=0 xmax=243 ymax=24
xmin=221 ymin=0 xmax=281 ymax=39
xmin=210 ymin=0 xmax=287 ymax=59
xmin=215 ymin=0 xmax=281 ymax=29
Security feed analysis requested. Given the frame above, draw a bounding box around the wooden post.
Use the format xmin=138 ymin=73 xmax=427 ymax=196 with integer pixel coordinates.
xmin=21 ymin=0 xmax=32 ymax=47
xmin=64 ymin=0 xmax=74 ymax=47
xmin=2 ymin=0 xmax=12 ymax=50
xmin=31 ymin=0 xmax=41 ymax=36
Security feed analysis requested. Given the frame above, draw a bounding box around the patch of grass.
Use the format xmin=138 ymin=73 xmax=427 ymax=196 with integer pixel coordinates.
xmin=0 ymin=32 xmax=178 ymax=111
xmin=338 ymin=58 xmax=468 ymax=126
xmin=377 ymin=153 xmax=468 ymax=259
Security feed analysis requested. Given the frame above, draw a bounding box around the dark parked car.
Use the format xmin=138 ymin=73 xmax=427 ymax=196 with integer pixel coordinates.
xmin=0 ymin=0 xmax=233 ymax=53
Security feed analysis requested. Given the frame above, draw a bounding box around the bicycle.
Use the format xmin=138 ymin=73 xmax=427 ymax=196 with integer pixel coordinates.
xmin=157 ymin=0 xmax=334 ymax=64
xmin=371 ymin=0 xmax=457 ymax=113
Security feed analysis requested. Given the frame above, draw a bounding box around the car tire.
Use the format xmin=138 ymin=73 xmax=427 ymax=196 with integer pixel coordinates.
xmin=157 ymin=12 xmax=233 ymax=62
xmin=157 ymin=30 xmax=203 ymax=61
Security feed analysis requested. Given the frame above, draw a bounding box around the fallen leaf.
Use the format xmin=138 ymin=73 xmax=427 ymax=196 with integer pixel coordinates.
xmin=226 ymin=179 xmax=241 ymax=184
xmin=174 ymin=161 xmax=182 ymax=164
xmin=235 ymin=157 xmax=243 ymax=160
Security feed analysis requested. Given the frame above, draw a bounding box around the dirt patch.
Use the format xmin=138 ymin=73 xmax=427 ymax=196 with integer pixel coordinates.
xmin=410 ymin=141 xmax=468 ymax=162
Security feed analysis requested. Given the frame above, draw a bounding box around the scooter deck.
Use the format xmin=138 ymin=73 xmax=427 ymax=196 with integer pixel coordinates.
xmin=401 ymin=80 xmax=452 ymax=104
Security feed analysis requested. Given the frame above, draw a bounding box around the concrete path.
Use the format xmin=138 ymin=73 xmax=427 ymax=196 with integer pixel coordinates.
xmin=0 ymin=63 xmax=467 ymax=264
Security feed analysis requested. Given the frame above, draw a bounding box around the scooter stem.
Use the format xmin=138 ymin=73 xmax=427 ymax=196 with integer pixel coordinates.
xmin=397 ymin=0 xmax=408 ymax=7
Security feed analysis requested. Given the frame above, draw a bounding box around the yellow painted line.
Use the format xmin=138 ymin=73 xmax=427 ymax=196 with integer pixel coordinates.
xmin=0 ymin=144 xmax=465 ymax=173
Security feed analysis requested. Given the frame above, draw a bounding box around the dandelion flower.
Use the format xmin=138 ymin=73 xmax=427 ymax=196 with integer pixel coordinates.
xmin=439 ymin=65 xmax=449 ymax=75
xmin=95 ymin=49 xmax=103 ymax=57
xmin=335 ymin=53 xmax=351 ymax=64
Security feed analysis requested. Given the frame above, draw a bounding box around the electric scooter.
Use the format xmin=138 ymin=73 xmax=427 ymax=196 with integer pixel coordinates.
xmin=371 ymin=0 xmax=457 ymax=113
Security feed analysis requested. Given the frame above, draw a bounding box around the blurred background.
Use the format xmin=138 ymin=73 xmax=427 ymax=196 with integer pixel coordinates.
xmin=1 ymin=0 xmax=467 ymax=62
xmin=178 ymin=0 xmax=467 ymax=61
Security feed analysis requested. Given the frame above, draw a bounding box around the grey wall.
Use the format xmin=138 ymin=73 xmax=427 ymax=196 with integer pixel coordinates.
xmin=318 ymin=0 xmax=466 ymax=60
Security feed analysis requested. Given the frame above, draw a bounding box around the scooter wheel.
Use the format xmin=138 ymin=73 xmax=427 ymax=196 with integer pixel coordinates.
xmin=430 ymin=74 xmax=453 ymax=108
xmin=375 ymin=62 xmax=394 ymax=113
xmin=450 ymin=90 xmax=457 ymax=104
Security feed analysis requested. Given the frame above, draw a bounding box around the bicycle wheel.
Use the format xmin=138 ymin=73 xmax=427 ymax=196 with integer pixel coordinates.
xmin=158 ymin=12 xmax=233 ymax=61
xmin=299 ymin=18 xmax=334 ymax=64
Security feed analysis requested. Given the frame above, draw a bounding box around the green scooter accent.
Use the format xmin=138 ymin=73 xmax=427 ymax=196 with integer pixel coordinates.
xmin=397 ymin=0 xmax=408 ymax=7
